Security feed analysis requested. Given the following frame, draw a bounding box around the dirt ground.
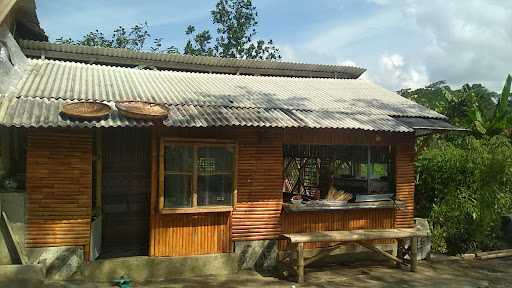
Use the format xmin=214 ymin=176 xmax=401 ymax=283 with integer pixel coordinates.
xmin=19 ymin=257 xmax=512 ymax=288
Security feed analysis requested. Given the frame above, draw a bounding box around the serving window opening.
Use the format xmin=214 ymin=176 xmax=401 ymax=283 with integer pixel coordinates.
xmin=283 ymin=144 xmax=395 ymax=204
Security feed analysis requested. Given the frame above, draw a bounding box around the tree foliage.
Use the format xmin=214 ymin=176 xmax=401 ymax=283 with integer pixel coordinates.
xmin=55 ymin=23 xmax=179 ymax=53
xmin=400 ymin=75 xmax=511 ymax=137
xmin=461 ymin=75 xmax=512 ymax=137
xmin=184 ymin=0 xmax=281 ymax=60
xmin=416 ymin=136 xmax=512 ymax=254
xmin=55 ymin=0 xmax=279 ymax=60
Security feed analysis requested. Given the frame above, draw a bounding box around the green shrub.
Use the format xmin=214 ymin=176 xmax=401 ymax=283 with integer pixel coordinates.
xmin=415 ymin=136 xmax=512 ymax=255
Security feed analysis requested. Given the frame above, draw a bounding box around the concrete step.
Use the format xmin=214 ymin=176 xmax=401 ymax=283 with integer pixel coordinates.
xmin=80 ymin=253 xmax=239 ymax=282
xmin=0 ymin=264 xmax=45 ymax=287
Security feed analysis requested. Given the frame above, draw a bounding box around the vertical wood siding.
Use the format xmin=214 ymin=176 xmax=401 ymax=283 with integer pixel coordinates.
xmin=26 ymin=129 xmax=92 ymax=249
xmin=394 ymin=139 xmax=416 ymax=228
xmin=153 ymin=212 xmax=230 ymax=256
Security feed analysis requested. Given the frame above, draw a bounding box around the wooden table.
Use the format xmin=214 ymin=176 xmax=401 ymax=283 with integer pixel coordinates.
xmin=280 ymin=228 xmax=428 ymax=283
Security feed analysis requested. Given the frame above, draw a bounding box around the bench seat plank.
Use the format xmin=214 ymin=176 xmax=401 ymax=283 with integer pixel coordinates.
xmin=281 ymin=228 xmax=426 ymax=243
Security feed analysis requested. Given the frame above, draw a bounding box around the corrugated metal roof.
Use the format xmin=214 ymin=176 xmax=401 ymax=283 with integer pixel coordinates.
xmin=20 ymin=40 xmax=365 ymax=78
xmin=0 ymin=96 xmax=414 ymax=132
xmin=395 ymin=117 xmax=468 ymax=131
xmin=0 ymin=96 xmax=152 ymax=127
xmin=12 ymin=59 xmax=445 ymax=119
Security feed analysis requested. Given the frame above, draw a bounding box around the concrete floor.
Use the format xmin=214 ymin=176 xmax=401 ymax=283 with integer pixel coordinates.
xmin=8 ymin=257 xmax=512 ymax=288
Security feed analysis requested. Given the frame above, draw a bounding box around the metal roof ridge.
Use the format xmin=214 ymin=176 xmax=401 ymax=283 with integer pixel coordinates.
xmin=25 ymin=58 xmax=368 ymax=81
xmin=20 ymin=39 xmax=366 ymax=77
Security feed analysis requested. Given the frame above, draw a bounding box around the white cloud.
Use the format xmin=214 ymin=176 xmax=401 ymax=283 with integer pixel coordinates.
xmin=279 ymin=0 xmax=512 ymax=92
xmin=370 ymin=54 xmax=428 ymax=90
xmin=278 ymin=44 xmax=299 ymax=63
xmin=381 ymin=54 xmax=404 ymax=70
xmin=338 ymin=60 xmax=369 ymax=80
xmin=407 ymin=0 xmax=512 ymax=90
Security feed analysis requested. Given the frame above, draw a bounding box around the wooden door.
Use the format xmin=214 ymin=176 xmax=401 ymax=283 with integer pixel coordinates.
xmin=101 ymin=128 xmax=150 ymax=258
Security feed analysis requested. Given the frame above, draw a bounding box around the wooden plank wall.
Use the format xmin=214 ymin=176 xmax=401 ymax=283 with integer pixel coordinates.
xmin=280 ymin=209 xmax=395 ymax=250
xmin=394 ymin=139 xmax=416 ymax=228
xmin=22 ymin=126 xmax=415 ymax=258
xmin=232 ymin=129 xmax=283 ymax=241
xmin=150 ymin=127 xmax=416 ymax=256
xmin=153 ymin=212 xmax=230 ymax=256
xmin=26 ymin=129 xmax=92 ymax=249
xmin=150 ymin=128 xmax=237 ymax=256
xmin=150 ymin=128 xmax=284 ymax=256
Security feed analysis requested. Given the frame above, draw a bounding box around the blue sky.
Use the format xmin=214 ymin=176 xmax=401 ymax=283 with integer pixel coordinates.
xmin=36 ymin=0 xmax=512 ymax=91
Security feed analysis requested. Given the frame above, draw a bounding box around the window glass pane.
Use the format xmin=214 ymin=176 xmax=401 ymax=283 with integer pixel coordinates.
xmin=337 ymin=146 xmax=368 ymax=194
xmin=197 ymin=146 xmax=234 ymax=206
xmin=164 ymin=144 xmax=193 ymax=208
xmin=369 ymin=146 xmax=392 ymax=194
xmin=165 ymin=144 xmax=193 ymax=172
xmin=197 ymin=146 xmax=234 ymax=172
xmin=164 ymin=174 xmax=192 ymax=208
xmin=198 ymin=175 xmax=233 ymax=206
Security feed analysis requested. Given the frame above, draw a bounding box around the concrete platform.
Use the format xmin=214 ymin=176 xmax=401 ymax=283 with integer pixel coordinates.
xmin=39 ymin=257 xmax=512 ymax=288
xmin=79 ymin=253 xmax=239 ymax=282
xmin=0 ymin=264 xmax=44 ymax=287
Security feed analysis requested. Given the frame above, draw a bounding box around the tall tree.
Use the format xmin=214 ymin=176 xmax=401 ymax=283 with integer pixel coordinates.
xmin=184 ymin=0 xmax=281 ymax=60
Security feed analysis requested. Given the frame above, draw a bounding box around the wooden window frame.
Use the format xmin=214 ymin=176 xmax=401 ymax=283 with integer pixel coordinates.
xmin=159 ymin=138 xmax=237 ymax=214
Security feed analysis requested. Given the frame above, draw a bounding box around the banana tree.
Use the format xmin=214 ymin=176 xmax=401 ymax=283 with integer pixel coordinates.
xmin=470 ymin=75 xmax=512 ymax=136
xmin=445 ymin=75 xmax=512 ymax=137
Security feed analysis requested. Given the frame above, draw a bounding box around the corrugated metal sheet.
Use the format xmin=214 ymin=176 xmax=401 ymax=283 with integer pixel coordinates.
xmin=395 ymin=117 xmax=468 ymax=131
xmin=0 ymin=96 xmax=152 ymax=127
xmin=12 ymin=59 xmax=445 ymax=119
xmin=20 ymin=40 xmax=365 ymax=78
xmin=165 ymin=105 xmax=298 ymax=128
xmin=0 ymin=96 xmax=414 ymax=132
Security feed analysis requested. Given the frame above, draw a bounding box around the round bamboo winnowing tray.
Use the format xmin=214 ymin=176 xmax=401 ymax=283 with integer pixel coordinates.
xmin=61 ymin=102 xmax=112 ymax=120
xmin=115 ymin=101 xmax=169 ymax=120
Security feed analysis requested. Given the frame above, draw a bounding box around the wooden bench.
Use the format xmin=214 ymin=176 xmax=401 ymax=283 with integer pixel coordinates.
xmin=279 ymin=228 xmax=427 ymax=283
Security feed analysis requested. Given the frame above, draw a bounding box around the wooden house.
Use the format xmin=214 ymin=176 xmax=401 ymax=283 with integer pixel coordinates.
xmin=0 ymin=0 xmax=463 ymax=280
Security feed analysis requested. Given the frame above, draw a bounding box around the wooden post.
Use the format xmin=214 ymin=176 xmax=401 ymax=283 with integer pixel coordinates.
xmin=297 ymin=242 xmax=304 ymax=283
xmin=1 ymin=211 xmax=26 ymax=264
xmin=149 ymin=127 xmax=159 ymax=256
xmin=410 ymin=237 xmax=418 ymax=272
xmin=95 ymin=129 xmax=102 ymax=210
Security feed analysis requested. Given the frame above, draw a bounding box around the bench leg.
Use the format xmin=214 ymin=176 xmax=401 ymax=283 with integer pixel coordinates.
xmin=392 ymin=239 xmax=398 ymax=257
xmin=297 ymin=242 xmax=304 ymax=283
xmin=396 ymin=239 xmax=405 ymax=268
xmin=410 ymin=237 xmax=418 ymax=272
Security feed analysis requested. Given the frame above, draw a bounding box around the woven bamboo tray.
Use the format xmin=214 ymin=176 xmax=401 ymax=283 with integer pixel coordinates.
xmin=115 ymin=101 xmax=169 ymax=120
xmin=61 ymin=101 xmax=112 ymax=120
